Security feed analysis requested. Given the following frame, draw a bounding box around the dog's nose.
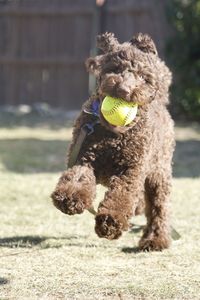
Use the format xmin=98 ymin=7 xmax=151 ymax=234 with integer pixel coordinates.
xmin=117 ymin=85 xmax=130 ymax=100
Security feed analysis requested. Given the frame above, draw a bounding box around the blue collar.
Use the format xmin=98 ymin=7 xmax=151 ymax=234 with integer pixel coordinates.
xmin=83 ymin=99 xmax=100 ymax=135
xmin=83 ymin=99 xmax=100 ymax=117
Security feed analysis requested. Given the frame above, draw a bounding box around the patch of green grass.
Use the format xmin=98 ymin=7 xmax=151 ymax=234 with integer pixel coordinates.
xmin=0 ymin=120 xmax=200 ymax=299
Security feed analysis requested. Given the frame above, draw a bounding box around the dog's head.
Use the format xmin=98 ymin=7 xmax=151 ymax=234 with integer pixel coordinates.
xmin=86 ymin=32 xmax=172 ymax=132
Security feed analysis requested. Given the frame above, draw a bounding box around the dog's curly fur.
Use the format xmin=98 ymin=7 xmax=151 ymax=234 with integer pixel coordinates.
xmin=51 ymin=32 xmax=175 ymax=251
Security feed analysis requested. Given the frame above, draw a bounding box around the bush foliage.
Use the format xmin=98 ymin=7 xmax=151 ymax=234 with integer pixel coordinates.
xmin=167 ymin=0 xmax=200 ymax=120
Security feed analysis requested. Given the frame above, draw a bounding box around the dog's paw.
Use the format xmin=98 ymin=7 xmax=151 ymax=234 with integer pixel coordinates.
xmin=139 ymin=235 xmax=171 ymax=252
xmin=95 ymin=214 xmax=128 ymax=240
xmin=51 ymin=189 xmax=86 ymax=215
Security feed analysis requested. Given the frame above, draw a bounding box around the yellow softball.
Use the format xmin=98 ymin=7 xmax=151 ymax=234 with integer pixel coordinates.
xmin=101 ymin=96 xmax=138 ymax=126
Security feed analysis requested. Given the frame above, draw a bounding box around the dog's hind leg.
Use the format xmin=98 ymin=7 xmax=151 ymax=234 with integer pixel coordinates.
xmin=139 ymin=171 xmax=172 ymax=251
xmin=51 ymin=165 xmax=96 ymax=215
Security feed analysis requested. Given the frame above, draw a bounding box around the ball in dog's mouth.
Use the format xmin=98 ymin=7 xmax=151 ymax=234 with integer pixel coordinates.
xmin=101 ymin=96 xmax=138 ymax=127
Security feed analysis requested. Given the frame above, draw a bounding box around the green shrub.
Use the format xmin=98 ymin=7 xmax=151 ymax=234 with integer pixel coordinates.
xmin=166 ymin=0 xmax=200 ymax=120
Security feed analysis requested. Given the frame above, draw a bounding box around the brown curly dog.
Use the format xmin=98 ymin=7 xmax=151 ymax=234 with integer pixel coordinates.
xmin=51 ymin=32 xmax=175 ymax=251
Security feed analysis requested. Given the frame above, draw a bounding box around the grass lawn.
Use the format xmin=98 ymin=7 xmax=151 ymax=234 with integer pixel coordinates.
xmin=0 ymin=115 xmax=200 ymax=299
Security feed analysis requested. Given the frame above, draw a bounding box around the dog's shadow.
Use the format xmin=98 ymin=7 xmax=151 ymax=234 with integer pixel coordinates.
xmin=121 ymin=246 xmax=140 ymax=254
xmin=121 ymin=224 xmax=144 ymax=254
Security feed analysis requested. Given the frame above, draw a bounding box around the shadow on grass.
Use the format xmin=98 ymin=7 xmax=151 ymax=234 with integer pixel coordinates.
xmin=0 ymin=235 xmax=98 ymax=249
xmin=0 ymin=277 xmax=9 ymax=285
xmin=0 ymin=139 xmax=70 ymax=173
xmin=121 ymin=247 xmax=140 ymax=254
xmin=0 ymin=236 xmax=48 ymax=248
xmin=120 ymin=225 xmax=142 ymax=254
xmin=173 ymin=140 xmax=200 ymax=177
xmin=0 ymin=235 xmax=120 ymax=250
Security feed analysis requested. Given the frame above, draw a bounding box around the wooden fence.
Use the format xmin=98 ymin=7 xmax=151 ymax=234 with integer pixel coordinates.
xmin=0 ymin=0 xmax=170 ymax=109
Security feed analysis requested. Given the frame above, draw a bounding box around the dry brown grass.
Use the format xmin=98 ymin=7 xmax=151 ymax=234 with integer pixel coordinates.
xmin=0 ymin=120 xmax=200 ymax=299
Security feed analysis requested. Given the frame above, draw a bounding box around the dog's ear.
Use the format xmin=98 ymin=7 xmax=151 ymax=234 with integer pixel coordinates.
xmin=130 ymin=33 xmax=157 ymax=55
xmin=85 ymin=55 xmax=102 ymax=76
xmin=97 ymin=32 xmax=120 ymax=53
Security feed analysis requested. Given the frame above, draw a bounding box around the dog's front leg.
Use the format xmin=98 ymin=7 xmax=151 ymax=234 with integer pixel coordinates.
xmin=51 ymin=165 xmax=96 ymax=215
xmin=95 ymin=169 xmax=144 ymax=240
